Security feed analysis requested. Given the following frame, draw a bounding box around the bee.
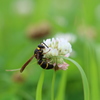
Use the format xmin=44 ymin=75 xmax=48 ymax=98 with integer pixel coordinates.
xmin=20 ymin=42 xmax=54 ymax=73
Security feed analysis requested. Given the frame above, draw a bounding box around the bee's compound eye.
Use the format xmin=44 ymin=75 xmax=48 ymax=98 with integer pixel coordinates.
xmin=38 ymin=44 xmax=45 ymax=48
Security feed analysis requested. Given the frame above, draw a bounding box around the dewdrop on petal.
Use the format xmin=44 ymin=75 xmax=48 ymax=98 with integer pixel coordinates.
xmin=43 ymin=38 xmax=72 ymax=70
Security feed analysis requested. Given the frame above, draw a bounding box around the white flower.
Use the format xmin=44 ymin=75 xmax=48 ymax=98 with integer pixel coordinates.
xmin=55 ymin=33 xmax=77 ymax=43
xmin=42 ymin=38 xmax=72 ymax=70
xmin=12 ymin=0 xmax=34 ymax=15
xmin=57 ymin=62 xmax=69 ymax=70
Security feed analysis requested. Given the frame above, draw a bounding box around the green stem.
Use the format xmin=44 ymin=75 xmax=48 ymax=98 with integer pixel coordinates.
xmin=89 ymin=42 xmax=100 ymax=100
xmin=51 ymin=71 xmax=56 ymax=100
xmin=36 ymin=69 xmax=45 ymax=100
xmin=61 ymin=57 xmax=89 ymax=100
xmin=56 ymin=71 xmax=67 ymax=100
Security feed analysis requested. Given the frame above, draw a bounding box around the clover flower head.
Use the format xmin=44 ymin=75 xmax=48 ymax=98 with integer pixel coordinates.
xmin=55 ymin=33 xmax=77 ymax=43
xmin=12 ymin=0 xmax=33 ymax=15
xmin=43 ymin=38 xmax=72 ymax=70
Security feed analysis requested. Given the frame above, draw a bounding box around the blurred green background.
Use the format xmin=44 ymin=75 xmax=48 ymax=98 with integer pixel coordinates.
xmin=0 ymin=0 xmax=100 ymax=100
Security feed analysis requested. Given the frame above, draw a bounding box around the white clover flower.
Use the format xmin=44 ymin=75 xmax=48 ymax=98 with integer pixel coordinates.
xmin=12 ymin=0 xmax=34 ymax=15
xmin=55 ymin=33 xmax=77 ymax=43
xmin=43 ymin=38 xmax=72 ymax=70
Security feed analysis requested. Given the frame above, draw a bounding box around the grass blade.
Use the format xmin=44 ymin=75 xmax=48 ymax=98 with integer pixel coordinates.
xmin=60 ymin=57 xmax=89 ymax=100
xmin=51 ymin=71 xmax=56 ymax=100
xmin=89 ymin=42 xmax=100 ymax=100
xmin=56 ymin=71 xmax=67 ymax=100
xmin=36 ymin=69 xmax=45 ymax=100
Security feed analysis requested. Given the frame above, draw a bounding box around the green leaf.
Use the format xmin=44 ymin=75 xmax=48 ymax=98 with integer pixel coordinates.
xmin=56 ymin=71 xmax=67 ymax=100
xmin=58 ymin=56 xmax=89 ymax=100
xmin=51 ymin=71 xmax=56 ymax=100
xmin=36 ymin=69 xmax=45 ymax=100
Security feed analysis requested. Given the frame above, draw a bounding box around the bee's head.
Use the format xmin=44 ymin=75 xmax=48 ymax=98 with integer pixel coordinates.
xmin=38 ymin=44 xmax=45 ymax=49
xmin=38 ymin=42 xmax=49 ymax=49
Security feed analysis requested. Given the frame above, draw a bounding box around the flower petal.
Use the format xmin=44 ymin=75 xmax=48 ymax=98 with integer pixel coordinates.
xmin=58 ymin=62 xmax=69 ymax=70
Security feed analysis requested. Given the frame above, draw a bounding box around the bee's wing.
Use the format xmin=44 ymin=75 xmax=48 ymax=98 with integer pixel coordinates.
xmin=20 ymin=55 xmax=35 ymax=73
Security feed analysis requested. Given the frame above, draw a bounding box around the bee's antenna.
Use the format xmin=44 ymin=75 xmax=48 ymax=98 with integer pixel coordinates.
xmin=42 ymin=42 xmax=49 ymax=48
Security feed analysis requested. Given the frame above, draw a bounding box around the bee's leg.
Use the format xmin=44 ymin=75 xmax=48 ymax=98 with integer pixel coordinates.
xmin=43 ymin=48 xmax=51 ymax=54
xmin=42 ymin=58 xmax=50 ymax=61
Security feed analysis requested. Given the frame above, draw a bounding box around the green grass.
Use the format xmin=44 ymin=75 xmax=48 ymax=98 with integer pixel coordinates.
xmin=0 ymin=0 xmax=100 ymax=100
xmin=58 ymin=57 xmax=89 ymax=100
xmin=36 ymin=69 xmax=45 ymax=100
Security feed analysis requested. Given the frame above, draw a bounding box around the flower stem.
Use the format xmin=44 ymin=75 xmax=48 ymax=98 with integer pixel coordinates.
xmin=60 ymin=56 xmax=89 ymax=100
xmin=36 ymin=69 xmax=45 ymax=100
xmin=56 ymin=71 xmax=67 ymax=100
xmin=51 ymin=70 xmax=56 ymax=100
xmin=89 ymin=42 xmax=100 ymax=100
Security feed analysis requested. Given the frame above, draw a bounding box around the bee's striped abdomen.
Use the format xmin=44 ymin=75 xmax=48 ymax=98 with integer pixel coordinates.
xmin=38 ymin=59 xmax=54 ymax=69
